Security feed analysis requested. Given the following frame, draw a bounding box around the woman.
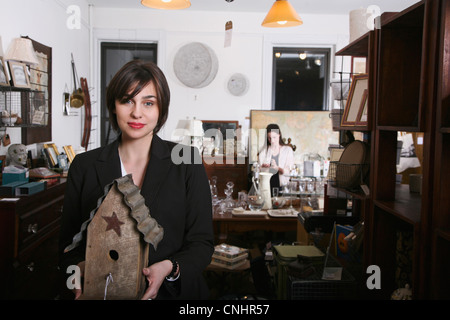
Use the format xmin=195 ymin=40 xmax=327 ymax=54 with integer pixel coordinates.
xmin=258 ymin=123 xmax=295 ymax=187
xmin=59 ymin=60 xmax=214 ymax=300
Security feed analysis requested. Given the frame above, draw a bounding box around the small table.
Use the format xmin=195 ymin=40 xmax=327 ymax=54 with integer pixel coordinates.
xmin=213 ymin=211 xmax=298 ymax=242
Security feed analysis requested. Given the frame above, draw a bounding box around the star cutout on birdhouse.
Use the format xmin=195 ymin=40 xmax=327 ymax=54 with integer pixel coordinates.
xmin=102 ymin=212 xmax=125 ymax=237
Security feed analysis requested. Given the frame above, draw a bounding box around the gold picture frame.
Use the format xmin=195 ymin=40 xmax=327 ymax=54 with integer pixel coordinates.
xmin=341 ymin=73 xmax=368 ymax=126
xmin=63 ymin=145 xmax=75 ymax=163
xmin=356 ymin=89 xmax=369 ymax=126
xmin=8 ymin=61 xmax=30 ymax=88
xmin=44 ymin=143 xmax=59 ymax=167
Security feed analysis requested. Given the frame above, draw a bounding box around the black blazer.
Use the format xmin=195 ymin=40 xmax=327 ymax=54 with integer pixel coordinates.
xmin=59 ymin=135 xmax=214 ymax=299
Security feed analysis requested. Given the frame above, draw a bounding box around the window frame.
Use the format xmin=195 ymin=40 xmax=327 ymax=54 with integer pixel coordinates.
xmin=272 ymin=46 xmax=331 ymax=111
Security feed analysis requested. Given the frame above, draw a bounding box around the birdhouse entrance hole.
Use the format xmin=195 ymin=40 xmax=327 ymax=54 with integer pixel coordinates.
xmin=109 ymin=250 xmax=119 ymax=261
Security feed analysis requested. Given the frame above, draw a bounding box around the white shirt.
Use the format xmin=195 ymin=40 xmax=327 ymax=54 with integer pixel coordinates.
xmin=258 ymin=145 xmax=295 ymax=186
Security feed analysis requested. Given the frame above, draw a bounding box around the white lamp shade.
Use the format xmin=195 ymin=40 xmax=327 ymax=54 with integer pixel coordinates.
xmin=5 ymin=38 xmax=39 ymax=65
xmin=141 ymin=0 xmax=191 ymax=10
xmin=262 ymin=0 xmax=303 ymax=28
xmin=187 ymin=119 xmax=204 ymax=136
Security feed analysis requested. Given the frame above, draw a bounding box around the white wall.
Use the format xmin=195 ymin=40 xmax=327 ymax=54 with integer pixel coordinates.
xmin=91 ymin=8 xmax=351 ymax=148
xmin=0 ymin=0 xmax=90 ymax=158
xmin=1 ymin=1 xmax=353 ymax=158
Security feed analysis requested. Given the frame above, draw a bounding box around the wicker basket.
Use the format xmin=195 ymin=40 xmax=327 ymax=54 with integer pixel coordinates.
xmin=328 ymin=161 xmax=369 ymax=191
xmin=288 ymin=266 xmax=357 ymax=300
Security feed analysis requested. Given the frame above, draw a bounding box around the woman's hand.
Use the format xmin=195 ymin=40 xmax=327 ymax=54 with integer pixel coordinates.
xmin=141 ymin=259 xmax=173 ymax=300
xmin=270 ymin=159 xmax=283 ymax=174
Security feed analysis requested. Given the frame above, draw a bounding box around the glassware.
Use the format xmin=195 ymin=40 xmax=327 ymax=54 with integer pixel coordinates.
xmin=210 ymin=176 xmax=219 ymax=205
xmin=272 ymin=187 xmax=279 ymax=197
xmin=285 ymin=181 xmax=297 ymax=211
xmin=222 ymin=181 xmax=236 ymax=212
xmin=237 ymin=191 xmax=248 ymax=209
xmin=248 ymin=175 xmax=264 ymax=211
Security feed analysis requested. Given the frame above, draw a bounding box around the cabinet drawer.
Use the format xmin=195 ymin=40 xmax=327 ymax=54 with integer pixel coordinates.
xmin=17 ymin=197 xmax=64 ymax=254
xmin=12 ymin=228 xmax=60 ymax=299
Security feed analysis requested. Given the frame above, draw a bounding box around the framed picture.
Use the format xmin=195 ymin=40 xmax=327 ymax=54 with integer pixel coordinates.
xmin=351 ymin=56 xmax=366 ymax=75
xmin=201 ymin=120 xmax=239 ymax=155
xmin=356 ymin=89 xmax=369 ymax=126
xmin=44 ymin=143 xmax=58 ymax=167
xmin=63 ymin=145 xmax=75 ymax=163
xmin=249 ymin=110 xmax=339 ymax=164
xmin=8 ymin=61 xmax=30 ymax=88
xmin=0 ymin=57 xmax=9 ymax=86
xmin=341 ymin=74 xmax=368 ymax=126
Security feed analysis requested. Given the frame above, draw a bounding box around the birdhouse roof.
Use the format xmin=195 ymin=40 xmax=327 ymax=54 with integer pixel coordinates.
xmin=64 ymin=174 xmax=164 ymax=253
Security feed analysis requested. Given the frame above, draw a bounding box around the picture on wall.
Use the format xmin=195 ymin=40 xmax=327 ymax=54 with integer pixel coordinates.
xmin=249 ymin=110 xmax=339 ymax=165
xmin=201 ymin=120 xmax=238 ymax=155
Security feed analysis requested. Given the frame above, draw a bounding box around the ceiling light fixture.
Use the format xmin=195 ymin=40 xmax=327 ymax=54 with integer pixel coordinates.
xmin=262 ymin=0 xmax=303 ymax=28
xmin=141 ymin=0 xmax=191 ymax=10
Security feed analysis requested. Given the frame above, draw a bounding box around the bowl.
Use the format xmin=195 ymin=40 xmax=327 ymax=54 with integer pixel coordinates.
xmin=272 ymin=197 xmax=286 ymax=209
xmin=1 ymin=116 xmax=17 ymax=126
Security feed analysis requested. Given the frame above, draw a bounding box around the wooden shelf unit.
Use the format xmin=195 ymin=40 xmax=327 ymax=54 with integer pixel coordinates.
xmin=337 ymin=0 xmax=450 ymax=299
xmin=430 ymin=0 xmax=450 ymax=300
xmin=371 ymin=0 xmax=449 ymax=299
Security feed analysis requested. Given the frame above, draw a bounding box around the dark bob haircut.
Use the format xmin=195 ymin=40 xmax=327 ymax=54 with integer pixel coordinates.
xmin=106 ymin=60 xmax=170 ymax=135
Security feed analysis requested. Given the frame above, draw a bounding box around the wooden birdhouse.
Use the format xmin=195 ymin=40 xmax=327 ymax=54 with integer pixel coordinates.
xmin=78 ymin=175 xmax=164 ymax=300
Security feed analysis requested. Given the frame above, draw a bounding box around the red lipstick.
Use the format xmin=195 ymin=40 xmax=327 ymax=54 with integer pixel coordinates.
xmin=128 ymin=122 xmax=145 ymax=129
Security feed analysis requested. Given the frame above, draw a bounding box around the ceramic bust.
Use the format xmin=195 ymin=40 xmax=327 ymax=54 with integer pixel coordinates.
xmin=8 ymin=143 xmax=27 ymax=167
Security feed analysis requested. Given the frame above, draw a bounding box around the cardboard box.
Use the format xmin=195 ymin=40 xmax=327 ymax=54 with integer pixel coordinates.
xmin=16 ymin=181 xmax=46 ymax=196
xmin=0 ymin=180 xmax=29 ymax=197
xmin=2 ymin=171 xmax=29 ymax=185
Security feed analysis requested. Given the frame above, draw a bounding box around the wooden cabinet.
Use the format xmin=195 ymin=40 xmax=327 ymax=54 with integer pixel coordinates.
xmin=430 ymin=0 xmax=450 ymax=299
xmin=337 ymin=0 xmax=450 ymax=299
xmin=203 ymin=155 xmax=248 ymax=199
xmin=0 ymin=180 xmax=66 ymax=299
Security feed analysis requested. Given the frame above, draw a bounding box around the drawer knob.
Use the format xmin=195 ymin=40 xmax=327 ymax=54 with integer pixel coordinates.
xmin=27 ymin=262 xmax=35 ymax=272
xmin=27 ymin=223 xmax=38 ymax=234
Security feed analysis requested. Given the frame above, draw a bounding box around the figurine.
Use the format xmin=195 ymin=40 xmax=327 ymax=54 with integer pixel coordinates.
xmin=7 ymin=143 xmax=27 ymax=168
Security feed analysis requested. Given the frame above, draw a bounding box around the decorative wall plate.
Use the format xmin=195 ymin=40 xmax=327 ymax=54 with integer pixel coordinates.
xmin=173 ymin=42 xmax=218 ymax=88
xmin=227 ymin=73 xmax=249 ymax=96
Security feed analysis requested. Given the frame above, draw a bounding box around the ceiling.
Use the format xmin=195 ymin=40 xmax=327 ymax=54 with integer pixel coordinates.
xmin=87 ymin=0 xmax=420 ymax=15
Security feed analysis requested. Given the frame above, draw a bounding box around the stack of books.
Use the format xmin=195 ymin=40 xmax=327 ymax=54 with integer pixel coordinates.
xmin=210 ymin=244 xmax=249 ymax=269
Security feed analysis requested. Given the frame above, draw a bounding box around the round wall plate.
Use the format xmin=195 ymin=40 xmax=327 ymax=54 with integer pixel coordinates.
xmin=173 ymin=42 xmax=218 ymax=88
xmin=227 ymin=73 xmax=249 ymax=96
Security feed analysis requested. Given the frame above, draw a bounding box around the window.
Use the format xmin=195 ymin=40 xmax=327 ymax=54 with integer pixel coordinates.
xmin=100 ymin=42 xmax=157 ymax=146
xmin=273 ymin=47 xmax=330 ymax=111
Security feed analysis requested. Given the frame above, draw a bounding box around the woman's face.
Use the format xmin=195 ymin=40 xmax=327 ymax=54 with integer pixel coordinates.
xmin=114 ymin=81 xmax=159 ymax=142
xmin=268 ymin=131 xmax=280 ymax=146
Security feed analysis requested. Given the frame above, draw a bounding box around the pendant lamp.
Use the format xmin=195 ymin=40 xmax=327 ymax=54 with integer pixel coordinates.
xmin=141 ymin=0 xmax=191 ymax=10
xmin=262 ymin=0 xmax=303 ymax=28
